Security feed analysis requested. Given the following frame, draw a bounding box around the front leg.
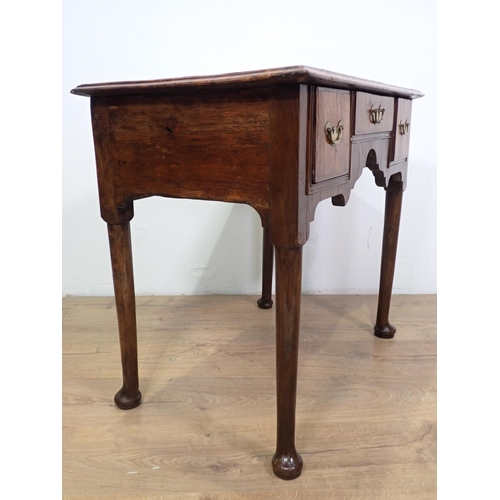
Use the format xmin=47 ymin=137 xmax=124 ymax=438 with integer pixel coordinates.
xmin=107 ymin=222 xmax=142 ymax=409
xmin=374 ymin=177 xmax=404 ymax=339
xmin=272 ymin=246 xmax=303 ymax=480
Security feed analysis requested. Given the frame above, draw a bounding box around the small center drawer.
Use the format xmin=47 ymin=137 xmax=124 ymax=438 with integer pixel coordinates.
xmin=354 ymin=92 xmax=395 ymax=135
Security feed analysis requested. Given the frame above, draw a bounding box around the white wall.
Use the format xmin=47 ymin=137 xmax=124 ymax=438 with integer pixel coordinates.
xmin=63 ymin=0 xmax=436 ymax=296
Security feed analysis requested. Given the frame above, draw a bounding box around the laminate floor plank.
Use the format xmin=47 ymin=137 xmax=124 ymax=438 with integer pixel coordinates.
xmin=63 ymin=295 xmax=436 ymax=499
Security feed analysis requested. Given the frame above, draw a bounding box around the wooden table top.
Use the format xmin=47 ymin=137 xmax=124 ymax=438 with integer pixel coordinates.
xmin=71 ymin=65 xmax=424 ymax=99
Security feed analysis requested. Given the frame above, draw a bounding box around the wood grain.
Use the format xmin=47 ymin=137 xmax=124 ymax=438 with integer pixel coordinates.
xmin=71 ymin=65 xmax=424 ymax=100
xmin=72 ymin=67 xmax=425 ymax=485
xmin=375 ymin=176 xmax=404 ymax=339
xmin=355 ymin=92 xmax=395 ymax=135
xmin=273 ymin=246 xmax=304 ymax=479
xmin=351 ymin=134 xmax=391 ymax=185
xmin=91 ymin=90 xmax=272 ymax=224
xmin=312 ymin=88 xmax=351 ymax=183
xmin=256 ymin=228 xmax=274 ymax=309
xmin=63 ymin=294 xmax=436 ymax=499
xmin=394 ymin=98 xmax=413 ymax=161
xmin=268 ymin=85 xmax=309 ymax=247
xmin=107 ymin=223 xmax=141 ymax=409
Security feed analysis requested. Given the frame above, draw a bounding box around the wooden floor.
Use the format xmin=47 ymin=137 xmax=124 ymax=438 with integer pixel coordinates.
xmin=62 ymin=295 xmax=436 ymax=500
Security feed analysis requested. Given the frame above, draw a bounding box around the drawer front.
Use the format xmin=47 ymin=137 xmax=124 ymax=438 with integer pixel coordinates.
xmin=313 ymin=87 xmax=351 ymax=183
xmin=394 ymin=98 xmax=412 ymax=161
xmin=355 ymin=92 xmax=395 ymax=134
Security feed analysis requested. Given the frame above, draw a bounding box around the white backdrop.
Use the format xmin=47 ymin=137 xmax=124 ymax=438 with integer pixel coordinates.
xmin=62 ymin=0 xmax=436 ymax=296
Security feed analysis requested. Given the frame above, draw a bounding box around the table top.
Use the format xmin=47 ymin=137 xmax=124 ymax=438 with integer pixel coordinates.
xmin=71 ymin=65 xmax=424 ymax=100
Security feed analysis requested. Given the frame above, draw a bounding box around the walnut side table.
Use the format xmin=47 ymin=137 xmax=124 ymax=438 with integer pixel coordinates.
xmin=71 ymin=66 xmax=423 ymax=480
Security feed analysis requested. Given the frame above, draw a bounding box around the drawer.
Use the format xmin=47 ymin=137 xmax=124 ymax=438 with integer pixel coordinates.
xmin=312 ymin=87 xmax=351 ymax=184
xmin=354 ymin=92 xmax=394 ymax=135
xmin=393 ymin=98 xmax=412 ymax=161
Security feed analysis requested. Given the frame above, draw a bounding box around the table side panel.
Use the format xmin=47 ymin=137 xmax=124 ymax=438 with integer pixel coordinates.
xmin=90 ymin=90 xmax=272 ymax=218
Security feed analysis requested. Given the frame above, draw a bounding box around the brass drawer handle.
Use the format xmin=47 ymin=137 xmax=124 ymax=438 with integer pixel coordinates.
xmin=369 ymin=105 xmax=385 ymax=124
xmin=325 ymin=120 xmax=344 ymax=145
xmin=399 ymin=119 xmax=410 ymax=135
